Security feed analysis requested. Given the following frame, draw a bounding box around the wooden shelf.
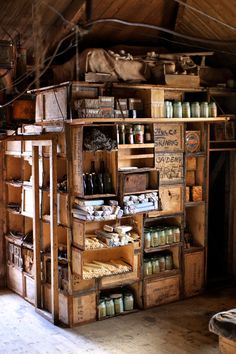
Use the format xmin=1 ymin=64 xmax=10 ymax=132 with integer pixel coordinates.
xmin=5 ymin=181 xmax=23 ymax=186
xmin=143 ymin=268 xmax=180 ymax=280
xmin=184 ymin=246 xmax=204 ymax=253
xmin=123 ymin=189 xmax=158 ymax=195
xmin=185 ymin=201 xmax=205 ymax=208
xmin=97 ymin=309 xmax=139 ymax=321
xmin=118 ymin=143 xmax=155 ymax=149
xmin=119 ymin=154 xmax=154 ymax=160
xmin=144 ymin=242 xmax=182 ymax=253
xmin=185 ymin=152 xmax=206 ymax=157
xmin=79 ymin=193 xmax=116 ymax=199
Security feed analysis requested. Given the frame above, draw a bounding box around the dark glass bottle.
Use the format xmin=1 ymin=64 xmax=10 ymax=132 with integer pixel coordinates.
xmin=86 ymin=173 xmax=93 ymax=195
xmin=83 ymin=173 xmax=87 ymax=195
xmin=90 ymin=161 xmax=98 ymax=194
xmin=100 ymin=160 xmax=112 ymax=194
xmin=97 ymin=160 xmax=104 ymax=194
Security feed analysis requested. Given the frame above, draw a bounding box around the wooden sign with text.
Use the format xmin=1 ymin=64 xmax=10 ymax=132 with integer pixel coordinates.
xmin=154 ymin=123 xmax=184 ymax=151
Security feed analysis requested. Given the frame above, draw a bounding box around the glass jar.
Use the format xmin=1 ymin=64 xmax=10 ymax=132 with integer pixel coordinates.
xmin=144 ymin=230 xmax=151 ymax=249
xmin=191 ymin=102 xmax=200 ymax=118
xmin=165 ymin=254 xmax=173 ymax=270
xmin=182 ymin=102 xmax=191 ymax=118
xmin=209 ymin=102 xmax=217 ymax=117
xmin=173 ymin=227 xmax=180 ymax=243
xmin=158 ymin=256 xmax=166 ymax=272
xmin=166 ymin=228 xmax=174 ymax=244
xmin=98 ymin=299 xmax=106 ymax=319
xmin=164 ymin=101 xmax=173 ymax=118
xmin=105 ymin=298 xmax=115 ymax=316
xmin=173 ymin=101 xmax=182 ymax=118
xmin=124 ymin=292 xmax=134 ymax=311
xmin=200 ymin=102 xmax=209 ymax=118
xmin=125 ymin=125 xmax=134 ymax=144
xmin=159 ymin=229 xmax=166 ymax=245
xmin=134 ymin=125 xmax=144 ymax=144
xmin=144 ymin=125 xmax=152 ymax=142
xmin=144 ymin=260 xmax=153 ymax=276
xmin=152 ymin=229 xmax=159 ymax=247
xmin=110 ymin=294 xmax=124 ymax=314
xmin=152 ymin=258 xmax=160 ymax=274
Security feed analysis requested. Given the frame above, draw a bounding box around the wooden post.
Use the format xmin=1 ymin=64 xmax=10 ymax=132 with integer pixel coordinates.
xmin=50 ymin=138 xmax=59 ymax=323
xmin=32 ymin=145 xmax=41 ymax=308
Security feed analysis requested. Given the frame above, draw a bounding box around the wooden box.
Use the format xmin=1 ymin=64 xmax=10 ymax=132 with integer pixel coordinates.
xmin=191 ymin=186 xmax=203 ymax=202
xmin=154 ymin=123 xmax=184 ymax=152
xmin=144 ymin=274 xmax=180 ymax=308
xmin=72 ymin=291 xmax=97 ymax=325
xmin=186 ymin=171 xmax=195 ymax=186
xmin=6 ymin=130 xmax=22 ymax=154
xmin=137 ymin=89 xmax=164 ymax=118
xmin=186 ymin=156 xmax=197 ymax=171
xmin=184 ymin=250 xmax=204 ymax=297
xmin=155 ymin=152 xmax=183 ymax=184
xmin=158 ymin=185 xmax=183 ymax=215
xmin=5 ymin=155 xmax=22 ymax=181
xmin=12 ymin=99 xmax=35 ymax=121
xmin=7 ymin=264 xmax=23 ymax=296
xmin=119 ymin=168 xmax=158 ymax=194
xmin=23 ymin=273 xmax=35 ymax=305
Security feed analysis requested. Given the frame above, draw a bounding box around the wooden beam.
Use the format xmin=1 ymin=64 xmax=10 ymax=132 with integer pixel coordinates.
xmin=32 ymin=145 xmax=41 ymax=309
xmin=50 ymin=138 xmax=59 ymax=324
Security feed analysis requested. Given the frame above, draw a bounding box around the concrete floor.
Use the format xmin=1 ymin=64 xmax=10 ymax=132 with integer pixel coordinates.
xmin=0 ymin=287 xmax=236 ymax=354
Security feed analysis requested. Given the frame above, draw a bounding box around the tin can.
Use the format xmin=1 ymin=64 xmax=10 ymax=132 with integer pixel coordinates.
xmin=134 ymin=124 xmax=144 ymax=144
xmin=200 ymin=102 xmax=209 ymax=118
xmin=209 ymin=102 xmax=217 ymax=117
xmin=173 ymin=101 xmax=182 ymax=118
xmin=164 ymin=101 xmax=173 ymax=118
xmin=191 ymin=102 xmax=200 ymax=118
xmin=182 ymin=102 xmax=191 ymax=118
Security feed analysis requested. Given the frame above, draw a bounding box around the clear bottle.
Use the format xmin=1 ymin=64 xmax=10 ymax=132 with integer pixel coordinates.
xmin=182 ymin=102 xmax=191 ymax=118
xmin=173 ymin=227 xmax=180 ymax=243
xmin=126 ymin=125 xmax=134 ymax=144
xmin=159 ymin=229 xmax=166 ymax=245
xmin=144 ymin=260 xmax=153 ymax=275
xmin=200 ymin=102 xmax=209 ymax=118
xmin=144 ymin=125 xmax=152 ymax=142
xmin=119 ymin=124 xmax=126 ymax=144
xmin=158 ymin=256 xmax=166 ymax=272
xmin=173 ymin=101 xmax=182 ymax=118
xmin=152 ymin=258 xmax=160 ymax=274
xmin=134 ymin=125 xmax=144 ymax=144
xmin=165 ymin=254 xmax=173 ymax=270
xmin=209 ymin=102 xmax=217 ymax=117
xmin=112 ymin=294 xmax=124 ymax=314
xmin=191 ymin=102 xmax=200 ymax=118
xmin=165 ymin=101 xmax=173 ymax=118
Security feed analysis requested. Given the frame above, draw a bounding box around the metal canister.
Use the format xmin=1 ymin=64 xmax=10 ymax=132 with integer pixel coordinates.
xmin=182 ymin=102 xmax=191 ymax=118
xmin=200 ymin=102 xmax=209 ymax=118
xmin=164 ymin=101 xmax=173 ymax=118
xmin=209 ymin=102 xmax=217 ymax=117
xmin=191 ymin=102 xmax=200 ymax=118
xmin=173 ymin=101 xmax=182 ymax=118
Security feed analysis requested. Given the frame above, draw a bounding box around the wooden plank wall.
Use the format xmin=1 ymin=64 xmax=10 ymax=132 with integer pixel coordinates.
xmin=0 ymin=143 xmax=6 ymax=288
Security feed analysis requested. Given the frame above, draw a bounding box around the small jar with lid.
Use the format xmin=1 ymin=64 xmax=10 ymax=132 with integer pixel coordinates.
xmin=98 ymin=299 xmax=106 ymax=319
xmin=173 ymin=227 xmax=180 ymax=243
xmin=110 ymin=294 xmax=124 ymax=314
xmin=152 ymin=229 xmax=159 ymax=247
xmin=182 ymin=102 xmax=191 ymax=118
xmin=144 ymin=259 xmax=153 ymax=276
xmin=152 ymin=258 xmax=160 ymax=274
xmin=209 ymin=102 xmax=217 ymax=117
xmin=105 ymin=298 xmax=115 ymax=316
xmin=124 ymin=292 xmax=134 ymax=311
xmin=165 ymin=101 xmax=173 ymax=118
xmin=165 ymin=254 xmax=173 ymax=271
xmin=166 ymin=228 xmax=174 ymax=244
xmin=144 ymin=229 xmax=151 ymax=249
xmin=173 ymin=101 xmax=182 ymax=118
xmin=200 ymin=102 xmax=209 ymax=118
xmin=158 ymin=256 xmax=166 ymax=272
xmin=134 ymin=124 xmax=144 ymax=144
xmin=191 ymin=102 xmax=200 ymax=118
xmin=125 ymin=125 xmax=134 ymax=144
xmin=159 ymin=229 xmax=166 ymax=245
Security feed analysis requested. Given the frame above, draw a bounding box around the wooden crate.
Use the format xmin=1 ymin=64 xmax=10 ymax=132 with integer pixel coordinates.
xmin=7 ymin=213 xmax=32 ymax=235
xmin=5 ymin=130 xmax=22 ymax=154
xmin=12 ymin=99 xmax=35 ymax=121
xmin=186 ymin=156 xmax=197 ymax=171
xmin=159 ymin=185 xmax=183 ymax=215
xmin=41 ymin=222 xmax=67 ymax=251
xmin=137 ymin=89 xmax=164 ymax=118
xmin=72 ymin=276 xmax=96 ymax=293
xmin=186 ymin=171 xmax=195 ymax=186
xmin=23 ymin=273 xmax=35 ymax=305
xmin=5 ymin=155 xmax=22 ymax=181
xmin=186 ymin=204 xmax=205 ymax=247
xmin=154 ymin=123 xmax=184 ymax=152
xmin=144 ymin=274 xmax=180 ymax=308
xmin=155 ymin=152 xmax=183 ymax=184
xmin=184 ymin=250 xmax=204 ymax=297
xmin=118 ymin=168 xmax=158 ymax=194
xmin=219 ymin=336 xmax=236 ymax=354
xmin=7 ymin=264 xmax=23 ymax=296
xmin=71 ymin=291 xmax=97 ymax=326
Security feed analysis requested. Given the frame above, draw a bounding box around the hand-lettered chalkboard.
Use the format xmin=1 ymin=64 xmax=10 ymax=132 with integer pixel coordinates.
xmin=154 ymin=124 xmax=184 ymax=151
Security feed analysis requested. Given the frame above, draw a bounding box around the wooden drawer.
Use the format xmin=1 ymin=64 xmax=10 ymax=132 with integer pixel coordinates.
xmin=184 ymin=250 xmax=204 ymax=297
xmin=144 ymin=274 xmax=180 ymax=308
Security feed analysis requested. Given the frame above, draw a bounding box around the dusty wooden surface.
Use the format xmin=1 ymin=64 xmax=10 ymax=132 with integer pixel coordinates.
xmin=1 ymin=287 xmax=236 ymax=353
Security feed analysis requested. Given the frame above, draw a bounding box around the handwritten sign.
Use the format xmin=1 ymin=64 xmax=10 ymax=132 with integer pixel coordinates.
xmin=154 ymin=124 xmax=183 ymax=151
xmin=72 ymin=127 xmax=83 ymax=194
xmin=155 ymin=152 xmax=183 ymax=183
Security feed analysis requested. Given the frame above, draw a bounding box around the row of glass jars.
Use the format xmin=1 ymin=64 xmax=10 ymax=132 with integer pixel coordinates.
xmin=143 ymin=253 xmax=174 ymax=276
xmin=98 ymin=292 xmax=134 ymax=319
xmin=164 ymin=101 xmax=217 ymax=118
xmin=144 ymin=226 xmax=180 ymax=249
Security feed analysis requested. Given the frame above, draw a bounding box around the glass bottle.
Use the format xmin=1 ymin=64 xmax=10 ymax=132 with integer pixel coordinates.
xmin=173 ymin=101 xmax=182 ymax=118
xmin=200 ymin=102 xmax=209 ymax=118
xmin=125 ymin=125 xmax=134 ymax=144
xmin=90 ymin=161 xmax=98 ymax=194
xmin=105 ymin=298 xmax=115 ymax=316
xmin=86 ymin=173 xmax=93 ymax=195
xmin=119 ymin=124 xmax=126 ymax=144
xmin=191 ymin=102 xmax=200 ymax=118
xmin=209 ymin=102 xmax=217 ymax=117
xmin=100 ymin=160 xmax=112 ymax=194
xmin=144 ymin=125 xmax=152 ymax=142
xmin=182 ymin=102 xmax=191 ymax=118
xmin=134 ymin=124 xmax=144 ymax=144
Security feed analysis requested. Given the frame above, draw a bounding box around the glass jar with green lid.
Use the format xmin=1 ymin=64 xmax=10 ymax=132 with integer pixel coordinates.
xmin=144 ymin=259 xmax=153 ymax=276
xmin=98 ymin=299 xmax=106 ymax=319
xmin=124 ymin=292 xmax=134 ymax=311
xmin=105 ymin=298 xmax=115 ymax=316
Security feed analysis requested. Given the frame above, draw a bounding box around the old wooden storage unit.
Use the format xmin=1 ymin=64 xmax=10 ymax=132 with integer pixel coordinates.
xmin=2 ymin=82 xmax=229 ymax=326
